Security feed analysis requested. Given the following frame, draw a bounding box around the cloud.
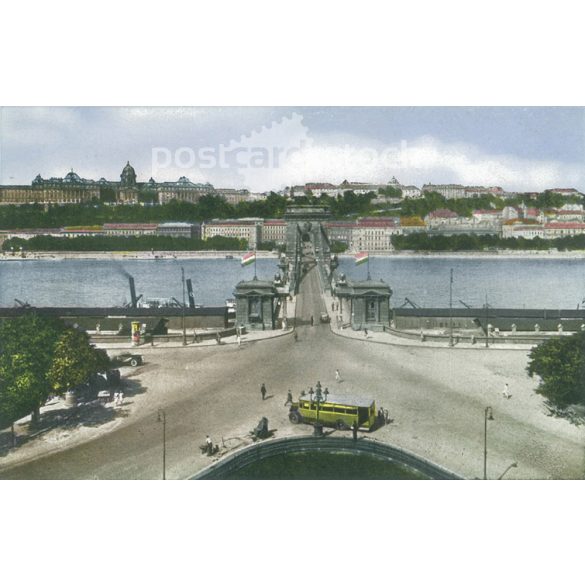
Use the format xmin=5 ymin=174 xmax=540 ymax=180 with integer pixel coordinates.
xmin=1 ymin=107 xmax=584 ymax=193
xmin=255 ymin=133 xmax=585 ymax=192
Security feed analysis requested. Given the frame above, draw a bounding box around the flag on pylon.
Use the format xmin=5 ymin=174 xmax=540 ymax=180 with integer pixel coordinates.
xmin=241 ymin=251 xmax=256 ymax=266
xmin=355 ymin=252 xmax=369 ymax=265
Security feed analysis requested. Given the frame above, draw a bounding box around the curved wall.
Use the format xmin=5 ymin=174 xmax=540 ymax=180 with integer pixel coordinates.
xmin=191 ymin=436 xmax=463 ymax=480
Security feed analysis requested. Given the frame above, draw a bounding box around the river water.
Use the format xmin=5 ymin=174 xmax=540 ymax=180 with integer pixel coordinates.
xmin=1 ymin=255 xmax=584 ymax=309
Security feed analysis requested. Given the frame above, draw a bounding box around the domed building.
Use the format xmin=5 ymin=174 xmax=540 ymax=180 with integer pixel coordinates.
xmin=0 ymin=162 xmax=216 ymax=206
xmin=118 ymin=161 xmax=139 ymax=203
xmin=120 ymin=161 xmax=137 ymax=187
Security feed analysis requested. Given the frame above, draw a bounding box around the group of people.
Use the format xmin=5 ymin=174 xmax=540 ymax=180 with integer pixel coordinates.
xmin=112 ymin=392 xmax=124 ymax=406
xmin=377 ymin=408 xmax=390 ymax=426
xmin=331 ymin=301 xmax=340 ymax=311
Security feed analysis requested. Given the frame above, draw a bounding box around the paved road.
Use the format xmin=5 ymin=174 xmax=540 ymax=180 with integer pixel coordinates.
xmin=1 ymin=256 xmax=584 ymax=479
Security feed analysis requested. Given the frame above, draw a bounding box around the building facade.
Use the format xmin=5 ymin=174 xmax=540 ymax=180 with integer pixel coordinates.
xmin=260 ymin=219 xmax=287 ymax=245
xmin=202 ymin=219 xmax=261 ymax=248
xmin=350 ymin=218 xmax=401 ymax=252
xmin=103 ymin=223 xmax=159 ymax=237
xmin=156 ymin=222 xmax=200 ymax=238
xmin=0 ymin=162 xmax=216 ymax=206
xmin=215 ymin=188 xmax=250 ymax=205
xmin=422 ymin=184 xmax=466 ymax=199
xmin=156 ymin=177 xmax=215 ymax=204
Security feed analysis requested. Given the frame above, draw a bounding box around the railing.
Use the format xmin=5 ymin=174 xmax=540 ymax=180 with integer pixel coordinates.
xmin=387 ymin=327 xmax=547 ymax=346
xmin=191 ymin=435 xmax=462 ymax=480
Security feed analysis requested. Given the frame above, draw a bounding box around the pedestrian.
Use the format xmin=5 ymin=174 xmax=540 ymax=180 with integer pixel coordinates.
xmin=237 ymin=334 xmax=241 ymax=348
xmin=364 ymin=328 xmax=368 ymax=337
xmin=503 ymin=383 xmax=511 ymax=399
xmin=284 ymin=390 xmax=293 ymax=406
xmin=351 ymin=421 xmax=358 ymax=441
xmin=118 ymin=391 xmax=124 ymax=405
xmin=310 ymin=315 xmax=314 ymax=326
xmin=206 ymin=434 xmax=213 ymax=455
xmin=335 ymin=369 xmax=341 ymax=382
xmin=261 ymin=383 xmax=267 ymax=400
xmin=294 ymin=330 xmax=298 ymax=342
xmin=332 ymin=302 xmax=335 ymax=311
xmin=113 ymin=392 xmax=119 ymax=405
xmin=384 ymin=409 xmax=389 ymax=424
xmin=216 ymin=332 xmax=221 ymax=344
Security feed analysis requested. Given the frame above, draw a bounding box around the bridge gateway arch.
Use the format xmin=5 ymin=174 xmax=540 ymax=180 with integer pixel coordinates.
xmin=283 ymin=205 xmax=335 ymax=293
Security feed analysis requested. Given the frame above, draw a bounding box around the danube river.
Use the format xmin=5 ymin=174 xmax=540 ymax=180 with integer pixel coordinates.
xmin=1 ymin=255 xmax=584 ymax=309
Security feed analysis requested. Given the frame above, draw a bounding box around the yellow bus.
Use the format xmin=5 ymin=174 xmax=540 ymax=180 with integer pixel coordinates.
xmin=288 ymin=394 xmax=377 ymax=431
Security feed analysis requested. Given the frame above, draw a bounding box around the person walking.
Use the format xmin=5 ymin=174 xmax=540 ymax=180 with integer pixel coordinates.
xmin=310 ymin=315 xmax=314 ymax=326
xmin=503 ymin=383 xmax=511 ymax=399
xmin=260 ymin=383 xmax=267 ymax=400
xmin=335 ymin=369 xmax=341 ymax=382
xmin=284 ymin=390 xmax=293 ymax=406
xmin=351 ymin=421 xmax=358 ymax=441
xmin=205 ymin=435 xmax=213 ymax=455
xmin=237 ymin=334 xmax=241 ymax=348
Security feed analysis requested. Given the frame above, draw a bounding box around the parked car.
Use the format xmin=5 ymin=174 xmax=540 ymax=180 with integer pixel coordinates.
xmin=320 ymin=312 xmax=331 ymax=323
xmin=111 ymin=353 xmax=143 ymax=367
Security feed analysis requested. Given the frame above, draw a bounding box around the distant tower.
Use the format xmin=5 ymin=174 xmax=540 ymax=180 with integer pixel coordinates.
xmin=119 ymin=161 xmax=138 ymax=203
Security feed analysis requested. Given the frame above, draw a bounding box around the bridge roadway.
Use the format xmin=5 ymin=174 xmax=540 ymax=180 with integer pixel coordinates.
xmin=1 ymin=260 xmax=584 ymax=479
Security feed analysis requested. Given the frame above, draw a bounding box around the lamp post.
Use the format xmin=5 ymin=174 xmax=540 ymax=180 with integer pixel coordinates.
xmin=485 ymin=292 xmax=489 ymax=348
xmin=313 ymin=381 xmax=324 ymax=437
xmin=181 ymin=267 xmax=186 ymax=346
xmin=483 ymin=406 xmax=494 ymax=480
xmin=157 ymin=408 xmax=167 ymax=480
xmin=449 ymin=268 xmax=454 ymax=347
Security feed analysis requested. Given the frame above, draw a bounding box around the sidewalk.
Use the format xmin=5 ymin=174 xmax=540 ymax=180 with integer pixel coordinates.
xmin=321 ymin=287 xmax=537 ymax=352
xmin=94 ymin=295 xmax=297 ymax=351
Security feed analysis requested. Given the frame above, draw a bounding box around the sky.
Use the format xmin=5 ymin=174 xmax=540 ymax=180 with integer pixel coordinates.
xmin=1 ymin=106 xmax=584 ymax=193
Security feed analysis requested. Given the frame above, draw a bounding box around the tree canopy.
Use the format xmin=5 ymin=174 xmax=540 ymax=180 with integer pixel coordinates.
xmin=0 ymin=314 xmax=109 ymax=428
xmin=527 ymin=331 xmax=585 ymax=408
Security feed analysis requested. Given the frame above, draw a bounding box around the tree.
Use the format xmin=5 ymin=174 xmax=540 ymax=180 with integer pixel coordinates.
xmin=0 ymin=313 xmax=65 ymax=426
xmin=48 ymin=329 xmax=110 ymax=395
xmin=0 ymin=314 xmax=110 ymax=431
xmin=527 ymin=331 xmax=585 ymax=408
xmin=330 ymin=241 xmax=348 ymax=253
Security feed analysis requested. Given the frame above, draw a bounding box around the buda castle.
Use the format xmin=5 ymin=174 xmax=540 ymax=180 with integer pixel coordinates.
xmin=0 ymin=162 xmax=215 ymax=206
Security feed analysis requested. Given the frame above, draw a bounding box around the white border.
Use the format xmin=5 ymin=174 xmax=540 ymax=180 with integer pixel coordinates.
xmin=1 ymin=1 xmax=584 ymax=582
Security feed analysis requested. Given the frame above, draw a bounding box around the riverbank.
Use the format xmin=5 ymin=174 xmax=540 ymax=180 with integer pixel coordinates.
xmin=2 ymin=248 xmax=584 ymax=261
xmin=0 ymin=250 xmax=279 ymax=261
xmin=339 ymin=249 xmax=585 ymax=259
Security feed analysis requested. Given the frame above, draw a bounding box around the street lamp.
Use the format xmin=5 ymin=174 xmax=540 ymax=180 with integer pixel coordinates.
xmin=157 ymin=408 xmax=167 ymax=480
xmin=448 ymin=268 xmax=454 ymax=347
xmin=484 ymin=292 xmax=489 ymax=348
xmin=313 ymin=381 xmax=324 ymax=437
xmin=483 ymin=406 xmax=494 ymax=480
xmin=181 ymin=267 xmax=187 ymax=346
